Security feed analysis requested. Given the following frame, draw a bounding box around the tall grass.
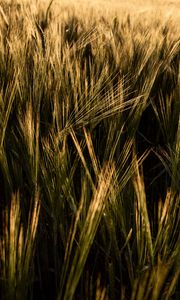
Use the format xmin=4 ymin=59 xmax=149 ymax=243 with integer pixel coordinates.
xmin=0 ymin=0 xmax=179 ymax=299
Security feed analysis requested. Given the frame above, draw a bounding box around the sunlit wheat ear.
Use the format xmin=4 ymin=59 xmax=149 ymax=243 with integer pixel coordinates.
xmin=76 ymin=27 xmax=98 ymax=49
xmin=133 ymin=152 xmax=154 ymax=267
xmin=0 ymin=5 xmax=9 ymax=27
xmin=59 ymin=163 xmax=115 ymax=300
xmin=95 ymin=275 xmax=108 ymax=300
xmin=60 ymin=71 xmax=143 ymax=136
xmin=0 ymin=72 xmax=18 ymax=150
xmin=0 ymin=192 xmax=22 ymax=296
xmin=19 ymin=101 xmax=34 ymax=157
xmin=0 ymin=190 xmax=40 ymax=298
xmin=24 ymin=189 xmax=40 ymax=264
xmin=97 ymin=20 xmax=114 ymax=48
xmin=131 ymin=259 xmax=173 ymax=300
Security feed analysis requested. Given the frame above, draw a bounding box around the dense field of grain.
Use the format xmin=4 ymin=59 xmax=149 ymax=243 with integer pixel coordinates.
xmin=0 ymin=0 xmax=179 ymax=299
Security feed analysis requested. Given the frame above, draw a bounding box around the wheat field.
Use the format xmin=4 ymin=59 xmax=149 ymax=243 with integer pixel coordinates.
xmin=0 ymin=0 xmax=179 ymax=299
